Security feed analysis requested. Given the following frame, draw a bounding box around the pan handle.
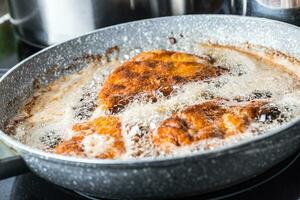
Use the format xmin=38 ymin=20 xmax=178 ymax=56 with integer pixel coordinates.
xmin=0 ymin=141 xmax=29 ymax=180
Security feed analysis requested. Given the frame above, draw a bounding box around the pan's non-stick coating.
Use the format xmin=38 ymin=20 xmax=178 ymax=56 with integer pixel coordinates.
xmin=1 ymin=15 xmax=300 ymax=199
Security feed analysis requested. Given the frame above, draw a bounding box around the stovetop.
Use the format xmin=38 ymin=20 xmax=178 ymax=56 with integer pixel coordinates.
xmin=1 ymin=8 xmax=300 ymax=200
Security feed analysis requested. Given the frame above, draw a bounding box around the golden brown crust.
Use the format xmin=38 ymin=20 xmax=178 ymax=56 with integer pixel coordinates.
xmin=98 ymin=50 xmax=228 ymax=113
xmin=153 ymin=100 xmax=267 ymax=153
xmin=55 ymin=116 xmax=125 ymax=159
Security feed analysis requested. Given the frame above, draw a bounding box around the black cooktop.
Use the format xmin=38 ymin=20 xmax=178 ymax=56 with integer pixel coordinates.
xmin=0 ymin=12 xmax=300 ymax=200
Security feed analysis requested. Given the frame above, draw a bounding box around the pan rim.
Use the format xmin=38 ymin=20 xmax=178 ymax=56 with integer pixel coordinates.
xmin=1 ymin=14 xmax=300 ymax=165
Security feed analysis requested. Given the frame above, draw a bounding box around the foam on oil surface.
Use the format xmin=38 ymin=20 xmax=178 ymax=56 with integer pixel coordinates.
xmin=10 ymin=44 xmax=300 ymax=159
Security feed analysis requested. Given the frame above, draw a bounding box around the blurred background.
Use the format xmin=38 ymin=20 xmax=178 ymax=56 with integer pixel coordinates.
xmin=2 ymin=0 xmax=300 ymax=47
xmin=1 ymin=0 xmax=300 ymax=48
xmin=0 ymin=0 xmax=7 ymax=16
xmin=0 ymin=0 xmax=237 ymax=70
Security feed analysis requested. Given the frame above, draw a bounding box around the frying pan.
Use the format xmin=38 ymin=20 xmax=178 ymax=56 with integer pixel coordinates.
xmin=0 ymin=15 xmax=300 ymax=199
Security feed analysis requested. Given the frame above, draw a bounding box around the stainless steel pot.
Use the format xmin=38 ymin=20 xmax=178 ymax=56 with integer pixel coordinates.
xmin=7 ymin=0 xmax=300 ymax=47
xmin=232 ymin=0 xmax=300 ymax=25
xmin=7 ymin=0 xmax=157 ymax=47
xmin=7 ymin=0 xmax=231 ymax=47
xmin=0 ymin=15 xmax=300 ymax=199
